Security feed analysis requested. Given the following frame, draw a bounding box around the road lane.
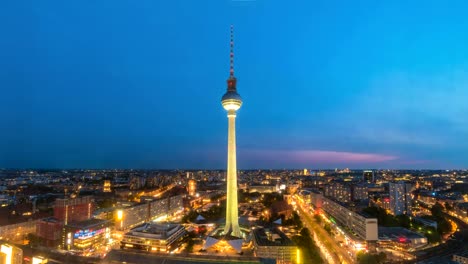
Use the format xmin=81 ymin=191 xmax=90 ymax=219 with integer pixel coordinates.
xmin=294 ymin=196 xmax=355 ymax=264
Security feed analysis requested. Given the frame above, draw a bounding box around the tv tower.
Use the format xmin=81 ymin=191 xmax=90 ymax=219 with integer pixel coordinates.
xmin=222 ymin=25 xmax=242 ymax=238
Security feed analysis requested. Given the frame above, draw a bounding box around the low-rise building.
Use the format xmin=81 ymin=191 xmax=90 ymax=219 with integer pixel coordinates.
xmin=0 ymin=243 xmax=22 ymax=264
xmin=453 ymin=251 xmax=468 ymax=264
xmin=252 ymin=227 xmax=299 ymax=264
xmin=115 ymin=195 xmax=184 ymax=230
xmin=62 ymin=218 xmax=112 ymax=250
xmin=413 ymin=217 xmax=438 ymax=229
xmin=36 ymin=217 xmax=63 ymax=247
xmin=248 ymin=185 xmax=277 ymax=193
xmin=378 ymin=227 xmax=427 ymax=251
xmin=454 ymin=203 xmax=468 ymax=223
xmin=0 ymin=219 xmax=38 ymax=243
xmin=121 ymin=222 xmax=186 ymax=253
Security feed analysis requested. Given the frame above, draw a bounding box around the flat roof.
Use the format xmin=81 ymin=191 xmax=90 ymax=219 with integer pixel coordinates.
xmin=253 ymin=227 xmax=295 ymax=247
xmin=378 ymin=227 xmax=425 ymax=240
xmin=104 ymin=249 xmax=267 ymax=264
xmin=66 ymin=218 xmax=111 ymax=229
xmin=125 ymin=222 xmax=184 ymax=239
xmin=454 ymin=250 xmax=468 ymax=258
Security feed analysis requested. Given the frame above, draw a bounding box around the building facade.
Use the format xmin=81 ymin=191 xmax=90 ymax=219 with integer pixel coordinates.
xmin=453 ymin=251 xmax=468 ymax=264
xmin=0 ymin=220 xmax=38 ymax=244
xmin=363 ymin=170 xmax=375 ymax=183
xmin=54 ymin=196 xmax=95 ymax=224
xmin=252 ymin=227 xmax=299 ymax=264
xmin=389 ymin=182 xmax=413 ymax=215
xmin=115 ymin=195 xmax=183 ymax=230
xmin=62 ymin=218 xmax=112 ymax=250
xmin=0 ymin=244 xmax=22 ymax=264
xmin=320 ymin=196 xmax=378 ymax=241
xmin=36 ymin=217 xmax=63 ymax=247
xmin=121 ymin=222 xmax=186 ymax=253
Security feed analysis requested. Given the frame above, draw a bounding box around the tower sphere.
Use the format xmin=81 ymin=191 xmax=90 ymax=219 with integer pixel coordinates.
xmin=221 ymin=91 xmax=242 ymax=111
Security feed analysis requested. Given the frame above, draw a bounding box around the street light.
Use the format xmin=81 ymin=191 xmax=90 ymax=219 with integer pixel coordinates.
xmin=117 ymin=210 xmax=123 ymax=229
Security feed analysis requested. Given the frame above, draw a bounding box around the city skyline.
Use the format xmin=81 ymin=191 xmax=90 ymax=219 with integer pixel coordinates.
xmin=2 ymin=1 xmax=468 ymax=169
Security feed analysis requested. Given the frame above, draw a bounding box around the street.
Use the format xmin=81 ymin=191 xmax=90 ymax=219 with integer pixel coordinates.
xmin=294 ymin=196 xmax=355 ymax=264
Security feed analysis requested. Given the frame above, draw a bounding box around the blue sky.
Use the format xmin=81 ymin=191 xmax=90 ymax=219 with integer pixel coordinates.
xmin=1 ymin=0 xmax=467 ymax=169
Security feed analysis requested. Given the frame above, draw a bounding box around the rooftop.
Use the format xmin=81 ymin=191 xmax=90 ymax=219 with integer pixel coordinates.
xmin=378 ymin=227 xmax=426 ymax=241
xmin=66 ymin=218 xmax=111 ymax=229
xmin=252 ymin=227 xmax=295 ymax=247
xmin=126 ymin=222 xmax=185 ymax=239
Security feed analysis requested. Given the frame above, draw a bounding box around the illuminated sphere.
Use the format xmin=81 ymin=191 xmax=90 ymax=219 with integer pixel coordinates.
xmin=221 ymin=91 xmax=243 ymax=111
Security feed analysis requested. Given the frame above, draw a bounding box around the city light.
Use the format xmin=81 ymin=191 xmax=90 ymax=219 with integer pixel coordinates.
xmin=1 ymin=244 xmax=12 ymax=264
xmin=32 ymin=256 xmax=48 ymax=264
xmin=117 ymin=210 xmax=123 ymax=221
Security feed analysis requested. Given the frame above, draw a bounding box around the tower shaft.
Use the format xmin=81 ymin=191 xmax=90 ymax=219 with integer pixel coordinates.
xmin=224 ymin=110 xmax=241 ymax=237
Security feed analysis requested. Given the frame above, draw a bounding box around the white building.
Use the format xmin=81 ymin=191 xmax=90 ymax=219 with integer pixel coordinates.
xmin=321 ymin=197 xmax=378 ymax=241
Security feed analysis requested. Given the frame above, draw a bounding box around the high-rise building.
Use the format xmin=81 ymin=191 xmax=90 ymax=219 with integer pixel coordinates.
xmin=221 ymin=25 xmax=243 ymax=239
xmin=36 ymin=217 xmax=63 ymax=247
xmin=303 ymin=168 xmax=308 ymax=176
xmin=363 ymin=170 xmax=375 ymax=183
xmin=324 ymin=182 xmax=352 ymax=203
xmin=103 ymin=180 xmax=111 ymax=192
xmin=188 ymin=179 xmax=196 ymax=196
xmin=352 ymin=184 xmax=369 ymax=201
xmin=389 ymin=182 xmax=413 ymax=215
xmin=54 ymin=196 xmax=95 ymax=225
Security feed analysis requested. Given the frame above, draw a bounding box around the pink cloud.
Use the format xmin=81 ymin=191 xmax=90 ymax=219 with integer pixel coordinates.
xmin=241 ymin=149 xmax=398 ymax=164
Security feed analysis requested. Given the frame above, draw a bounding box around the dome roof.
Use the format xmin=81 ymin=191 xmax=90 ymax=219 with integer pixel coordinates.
xmin=221 ymin=91 xmax=242 ymax=102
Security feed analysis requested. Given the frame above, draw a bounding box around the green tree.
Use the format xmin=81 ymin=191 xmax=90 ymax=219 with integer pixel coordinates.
xmin=396 ymin=215 xmax=411 ymax=228
xmin=181 ymin=210 xmax=198 ymax=223
xmin=186 ymin=238 xmax=194 ymax=253
xmin=314 ymin=214 xmax=322 ymax=223
xmin=292 ymin=228 xmax=323 ymax=264
xmin=425 ymin=228 xmax=441 ymax=243
xmin=323 ymin=223 xmax=332 ymax=235
xmin=431 ymin=203 xmax=444 ymax=219
xmin=437 ymin=218 xmax=452 ymax=234
xmin=356 ymin=252 xmax=387 ymax=264
xmin=27 ymin=233 xmax=43 ymax=247
xmin=444 ymin=202 xmax=453 ymax=211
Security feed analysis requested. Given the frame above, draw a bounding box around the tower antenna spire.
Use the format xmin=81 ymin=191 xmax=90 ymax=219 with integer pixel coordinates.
xmin=230 ymin=25 xmax=234 ymax=77
xmin=227 ymin=25 xmax=237 ymax=92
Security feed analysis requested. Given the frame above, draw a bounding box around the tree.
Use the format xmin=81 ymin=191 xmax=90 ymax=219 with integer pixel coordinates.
xmin=300 ymin=227 xmax=311 ymax=237
xmin=437 ymin=218 xmax=452 ymax=234
xmin=396 ymin=215 xmax=411 ymax=229
xmin=444 ymin=202 xmax=453 ymax=211
xmin=181 ymin=210 xmax=198 ymax=223
xmin=356 ymin=252 xmax=387 ymax=264
xmin=186 ymin=238 xmax=195 ymax=253
xmin=425 ymin=228 xmax=441 ymax=243
xmin=27 ymin=233 xmax=43 ymax=247
xmin=262 ymin=193 xmax=283 ymax=207
xmin=323 ymin=223 xmax=332 ymax=235
xmin=314 ymin=214 xmax=322 ymax=223
xmin=292 ymin=228 xmax=323 ymax=264
xmin=431 ymin=203 xmax=444 ymax=219
xmin=363 ymin=206 xmax=399 ymax=227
